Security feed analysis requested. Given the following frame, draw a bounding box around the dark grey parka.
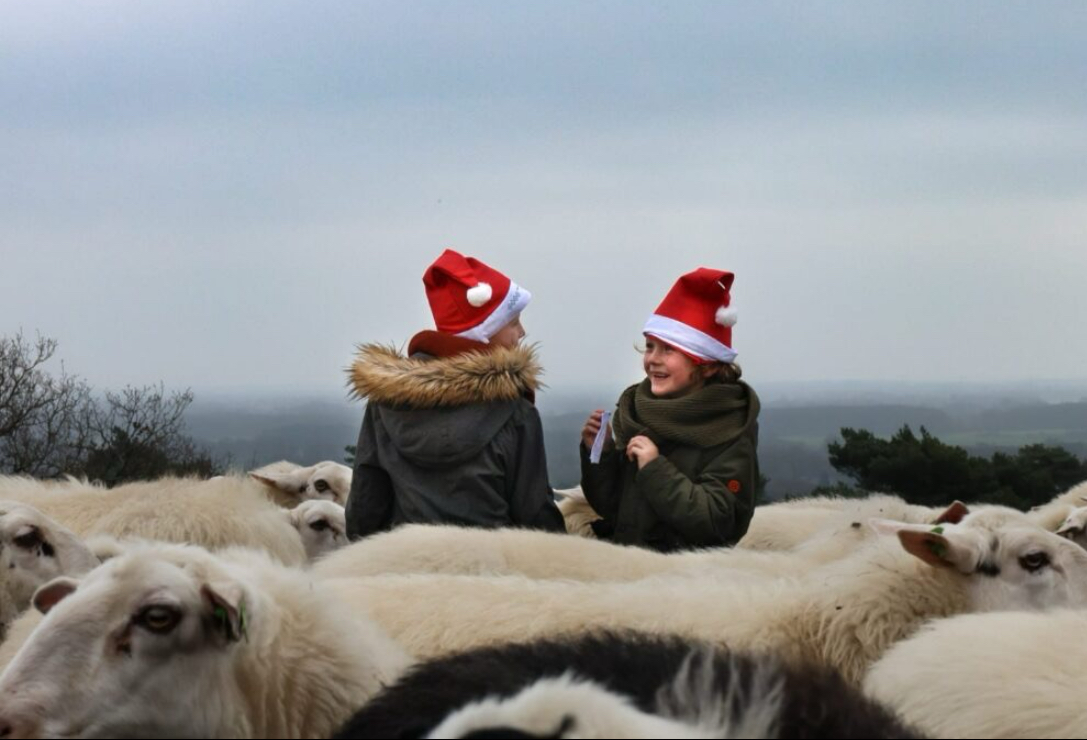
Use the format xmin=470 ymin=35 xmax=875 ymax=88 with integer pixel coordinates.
xmin=345 ymin=333 xmax=564 ymax=540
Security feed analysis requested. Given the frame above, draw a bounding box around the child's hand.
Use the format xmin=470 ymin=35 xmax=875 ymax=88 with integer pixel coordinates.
xmin=626 ymin=435 xmax=659 ymax=469
xmin=581 ymin=409 xmax=613 ymax=451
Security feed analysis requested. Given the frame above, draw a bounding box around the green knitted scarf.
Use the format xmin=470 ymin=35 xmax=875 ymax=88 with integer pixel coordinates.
xmin=612 ymin=379 xmax=759 ymax=449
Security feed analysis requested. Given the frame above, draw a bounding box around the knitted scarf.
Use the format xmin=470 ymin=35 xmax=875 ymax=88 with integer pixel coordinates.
xmin=612 ymin=379 xmax=759 ymax=449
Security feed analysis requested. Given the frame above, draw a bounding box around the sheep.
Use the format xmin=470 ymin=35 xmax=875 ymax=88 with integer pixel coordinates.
xmin=0 ymin=542 xmax=410 ymax=739
xmin=554 ymin=486 xmax=601 ymax=538
xmin=737 ymin=494 xmax=938 ymax=551
xmin=864 ymin=609 xmax=1087 ymax=739
xmin=1032 ymin=480 xmax=1087 ymax=533
xmin=0 ymin=501 xmax=99 ymax=640
xmin=739 ymin=480 xmax=1087 ymax=552
xmin=72 ymin=505 xmax=346 ymax=573
xmin=431 ymin=673 xmax=748 ymax=739
xmin=288 ymin=499 xmax=348 ymax=561
xmin=314 ymin=524 xmax=802 ymax=584
xmin=249 ymin=459 xmax=352 ymax=507
xmin=326 ymin=507 xmax=1087 ymax=685
xmin=334 ymin=632 xmax=922 ymax=739
xmin=0 ymin=474 xmax=307 ymax=566
xmin=1053 ymin=503 xmax=1087 ymax=550
xmin=313 ymin=500 xmax=971 ymax=584
xmin=1018 ymin=480 xmax=1087 ymax=532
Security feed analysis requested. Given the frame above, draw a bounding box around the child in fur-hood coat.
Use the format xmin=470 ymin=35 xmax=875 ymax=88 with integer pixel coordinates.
xmin=345 ymin=250 xmax=564 ymax=540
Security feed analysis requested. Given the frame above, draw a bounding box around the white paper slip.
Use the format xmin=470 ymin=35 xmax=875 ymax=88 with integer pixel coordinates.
xmin=589 ymin=410 xmax=612 ymax=464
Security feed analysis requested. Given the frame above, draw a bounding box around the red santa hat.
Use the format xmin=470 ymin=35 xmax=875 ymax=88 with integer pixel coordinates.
xmin=643 ymin=268 xmax=739 ymax=364
xmin=422 ymin=249 xmax=532 ymax=343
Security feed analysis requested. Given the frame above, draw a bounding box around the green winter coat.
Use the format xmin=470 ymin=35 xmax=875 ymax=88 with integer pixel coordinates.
xmin=580 ymin=379 xmax=760 ymax=552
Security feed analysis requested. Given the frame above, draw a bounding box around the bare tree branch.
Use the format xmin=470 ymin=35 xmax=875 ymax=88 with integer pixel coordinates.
xmin=1 ymin=333 xmax=221 ymax=482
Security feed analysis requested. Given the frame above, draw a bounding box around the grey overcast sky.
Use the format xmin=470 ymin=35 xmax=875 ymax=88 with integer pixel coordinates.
xmin=2 ymin=0 xmax=1085 ymax=399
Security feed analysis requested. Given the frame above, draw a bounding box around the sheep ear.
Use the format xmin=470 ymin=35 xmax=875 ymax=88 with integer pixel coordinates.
xmin=870 ymin=519 xmax=963 ymax=569
xmin=249 ymin=472 xmax=290 ymax=491
xmin=34 ymin=577 xmax=79 ymax=615
xmin=201 ymin=583 xmax=248 ymax=644
xmin=897 ymin=529 xmax=958 ymax=569
xmin=933 ymin=501 xmax=970 ymax=525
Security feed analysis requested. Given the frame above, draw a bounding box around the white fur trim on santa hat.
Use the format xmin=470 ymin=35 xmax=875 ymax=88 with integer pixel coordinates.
xmin=643 ymin=314 xmax=738 ymax=363
xmin=466 ymin=283 xmax=493 ymax=308
xmin=456 ymin=282 xmax=532 ymax=343
xmin=716 ymin=306 xmax=738 ymax=328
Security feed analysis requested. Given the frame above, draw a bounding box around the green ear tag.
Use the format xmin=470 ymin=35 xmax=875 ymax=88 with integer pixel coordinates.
xmin=926 ymin=539 xmax=948 ymax=559
xmin=214 ymin=605 xmax=228 ymax=628
xmin=929 ymin=526 xmax=945 ymax=535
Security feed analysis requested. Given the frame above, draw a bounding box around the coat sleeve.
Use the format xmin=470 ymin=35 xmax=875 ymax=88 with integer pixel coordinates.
xmin=633 ymin=435 xmax=758 ymax=547
xmin=579 ymin=442 xmax=623 ymax=522
xmin=506 ymin=405 xmax=566 ymax=532
xmin=345 ymin=405 xmax=395 ymax=541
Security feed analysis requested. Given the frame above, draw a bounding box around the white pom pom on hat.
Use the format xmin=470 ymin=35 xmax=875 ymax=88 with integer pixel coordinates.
xmin=466 ymin=283 xmax=493 ymax=308
xmin=423 ymin=250 xmax=531 ymax=341
xmin=716 ymin=306 xmax=738 ymax=328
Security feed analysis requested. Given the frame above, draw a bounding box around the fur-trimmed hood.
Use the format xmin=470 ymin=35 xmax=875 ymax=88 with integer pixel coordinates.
xmin=348 ymin=343 xmax=542 ymax=409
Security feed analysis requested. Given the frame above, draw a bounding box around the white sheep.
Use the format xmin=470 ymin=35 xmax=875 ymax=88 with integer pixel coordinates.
xmin=66 ymin=507 xmax=344 ymax=574
xmin=314 ymin=524 xmax=802 ymax=584
xmin=1054 ymin=503 xmax=1087 ymax=550
xmin=0 ymin=501 xmax=99 ymax=639
xmin=554 ymin=486 xmax=601 ymax=538
xmin=0 ymin=475 xmax=307 ymax=567
xmin=288 ymin=499 xmax=348 ymax=561
xmin=864 ymin=609 xmax=1087 ymax=739
xmin=1024 ymin=479 xmax=1087 ymax=532
xmin=314 ymin=499 xmax=970 ymax=584
xmin=328 ymin=507 xmax=1087 ymax=685
xmin=737 ymin=493 xmax=938 ymax=551
xmin=249 ymin=459 xmax=353 ymax=507
xmin=0 ymin=543 xmax=410 ymax=738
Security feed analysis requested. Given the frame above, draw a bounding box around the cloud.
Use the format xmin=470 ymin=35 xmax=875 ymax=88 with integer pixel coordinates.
xmin=1 ymin=0 xmax=1085 ymax=395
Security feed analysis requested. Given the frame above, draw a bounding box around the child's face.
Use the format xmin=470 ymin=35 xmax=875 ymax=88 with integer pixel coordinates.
xmin=643 ymin=336 xmax=705 ymax=398
xmin=490 ymin=314 xmax=526 ymax=349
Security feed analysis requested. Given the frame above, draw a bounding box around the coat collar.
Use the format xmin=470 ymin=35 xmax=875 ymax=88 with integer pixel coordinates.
xmin=348 ymin=337 xmax=541 ymax=408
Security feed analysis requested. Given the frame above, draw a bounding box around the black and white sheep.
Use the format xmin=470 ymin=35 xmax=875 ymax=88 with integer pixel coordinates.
xmin=334 ymin=632 xmax=922 ymax=739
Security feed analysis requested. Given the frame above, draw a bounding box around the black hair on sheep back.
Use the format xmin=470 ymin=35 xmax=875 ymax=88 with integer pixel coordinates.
xmin=332 ymin=631 xmax=923 ymax=739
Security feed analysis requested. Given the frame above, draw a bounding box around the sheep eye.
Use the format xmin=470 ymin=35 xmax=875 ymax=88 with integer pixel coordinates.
xmin=13 ymin=527 xmax=43 ymax=551
xmin=1019 ymin=551 xmax=1051 ymax=572
xmin=314 ymin=479 xmax=330 ymax=493
xmin=137 ymin=605 xmax=181 ymax=634
xmin=309 ymin=519 xmax=331 ymax=532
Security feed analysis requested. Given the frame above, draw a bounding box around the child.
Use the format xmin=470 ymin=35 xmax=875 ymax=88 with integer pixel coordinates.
xmin=580 ymin=268 xmax=760 ymax=552
xmin=346 ymin=249 xmax=565 ymax=539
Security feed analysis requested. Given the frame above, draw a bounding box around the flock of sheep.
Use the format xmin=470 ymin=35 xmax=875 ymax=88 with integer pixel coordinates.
xmin=0 ymin=463 xmax=1086 ymax=737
